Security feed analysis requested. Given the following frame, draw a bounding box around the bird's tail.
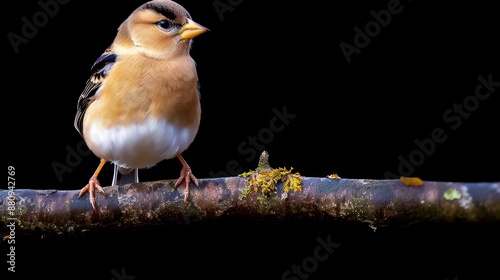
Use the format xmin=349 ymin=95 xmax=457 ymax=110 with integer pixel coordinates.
xmin=112 ymin=164 xmax=139 ymax=186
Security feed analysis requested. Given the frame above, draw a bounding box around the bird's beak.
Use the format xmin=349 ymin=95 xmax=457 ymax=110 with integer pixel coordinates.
xmin=179 ymin=19 xmax=209 ymax=39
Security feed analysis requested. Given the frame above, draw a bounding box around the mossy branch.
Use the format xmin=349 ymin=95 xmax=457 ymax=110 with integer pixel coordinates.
xmin=2 ymin=177 xmax=500 ymax=237
xmin=1 ymin=152 xmax=499 ymax=237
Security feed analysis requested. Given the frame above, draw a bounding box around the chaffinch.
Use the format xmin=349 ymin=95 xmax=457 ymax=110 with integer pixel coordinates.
xmin=74 ymin=0 xmax=208 ymax=210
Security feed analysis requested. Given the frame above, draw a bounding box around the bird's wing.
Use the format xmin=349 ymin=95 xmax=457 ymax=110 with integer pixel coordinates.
xmin=74 ymin=49 xmax=118 ymax=136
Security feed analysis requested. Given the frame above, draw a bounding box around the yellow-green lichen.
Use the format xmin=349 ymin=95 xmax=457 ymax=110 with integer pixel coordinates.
xmin=238 ymin=151 xmax=302 ymax=199
xmin=444 ymin=188 xmax=461 ymax=200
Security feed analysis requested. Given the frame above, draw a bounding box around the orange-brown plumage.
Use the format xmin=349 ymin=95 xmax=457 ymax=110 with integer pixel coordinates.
xmin=75 ymin=0 xmax=208 ymax=211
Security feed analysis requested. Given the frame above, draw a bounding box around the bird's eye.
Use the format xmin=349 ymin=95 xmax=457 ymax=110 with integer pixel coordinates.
xmin=157 ymin=20 xmax=172 ymax=30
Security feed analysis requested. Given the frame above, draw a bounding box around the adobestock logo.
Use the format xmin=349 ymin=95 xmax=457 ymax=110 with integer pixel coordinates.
xmin=209 ymin=106 xmax=296 ymax=178
xmin=384 ymin=73 xmax=499 ymax=179
xmin=110 ymin=267 xmax=135 ymax=280
xmin=7 ymin=0 xmax=71 ymax=54
xmin=282 ymin=234 xmax=341 ymax=280
xmin=51 ymin=139 xmax=92 ymax=182
xmin=213 ymin=0 xmax=244 ymax=22
xmin=340 ymin=0 xmax=411 ymax=64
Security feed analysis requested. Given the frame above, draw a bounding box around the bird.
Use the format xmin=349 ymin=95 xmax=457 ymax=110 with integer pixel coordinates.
xmin=74 ymin=0 xmax=208 ymax=211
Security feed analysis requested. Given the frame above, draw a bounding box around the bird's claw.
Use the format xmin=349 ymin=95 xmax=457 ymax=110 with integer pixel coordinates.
xmin=173 ymin=167 xmax=198 ymax=204
xmin=78 ymin=177 xmax=106 ymax=211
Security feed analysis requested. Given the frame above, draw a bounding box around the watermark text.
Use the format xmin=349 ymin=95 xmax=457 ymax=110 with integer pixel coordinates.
xmin=6 ymin=166 xmax=17 ymax=273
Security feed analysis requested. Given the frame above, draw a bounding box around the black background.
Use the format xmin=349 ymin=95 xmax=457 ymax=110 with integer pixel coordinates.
xmin=3 ymin=0 xmax=499 ymax=279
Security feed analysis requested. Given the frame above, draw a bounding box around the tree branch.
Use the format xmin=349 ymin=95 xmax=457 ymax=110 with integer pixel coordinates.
xmin=2 ymin=176 xmax=499 ymax=237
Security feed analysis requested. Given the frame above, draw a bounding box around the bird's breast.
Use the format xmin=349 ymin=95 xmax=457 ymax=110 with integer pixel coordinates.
xmin=84 ymin=117 xmax=198 ymax=169
xmin=91 ymin=53 xmax=199 ymax=123
xmin=82 ymin=54 xmax=201 ymax=168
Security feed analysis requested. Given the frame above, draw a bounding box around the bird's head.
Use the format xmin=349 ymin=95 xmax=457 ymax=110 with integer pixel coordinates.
xmin=114 ymin=0 xmax=208 ymax=59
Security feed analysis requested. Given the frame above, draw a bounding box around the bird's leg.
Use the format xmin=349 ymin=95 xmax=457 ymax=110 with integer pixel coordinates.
xmin=78 ymin=159 xmax=107 ymax=211
xmin=173 ymin=154 xmax=198 ymax=203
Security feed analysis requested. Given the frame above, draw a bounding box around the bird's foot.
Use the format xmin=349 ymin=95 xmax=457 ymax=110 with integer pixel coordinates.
xmin=78 ymin=177 xmax=106 ymax=211
xmin=173 ymin=166 xmax=198 ymax=204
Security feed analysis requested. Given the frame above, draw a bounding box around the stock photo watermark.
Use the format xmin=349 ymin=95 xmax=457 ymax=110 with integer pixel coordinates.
xmin=7 ymin=0 xmax=71 ymax=54
xmin=110 ymin=267 xmax=135 ymax=280
xmin=213 ymin=0 xmax=243 ymax=22
xmin=6 ymin=166 xmax=17 ymax=273
xmin=340 ymin=0 xmax=411 ymax=64
xmin=51 ymin=139 xmax=92 ymax=182
xmin=282 ymin=234 xmax=340 ymax=280
xmin=208 ymin=106 xmax=297 ymax=178
xmin=178 ymin=106 xmax=296 ymax=225
xmin=384 ymin=73 xmax=498 ymax=179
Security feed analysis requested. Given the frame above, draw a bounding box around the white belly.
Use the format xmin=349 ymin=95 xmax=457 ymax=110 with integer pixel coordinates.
xmin=85 ymin=118 xmax=197 ymax=169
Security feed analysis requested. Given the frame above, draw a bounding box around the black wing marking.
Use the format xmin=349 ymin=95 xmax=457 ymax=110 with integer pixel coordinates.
xmin=74 ymin=50 xmax=117 ymax=136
